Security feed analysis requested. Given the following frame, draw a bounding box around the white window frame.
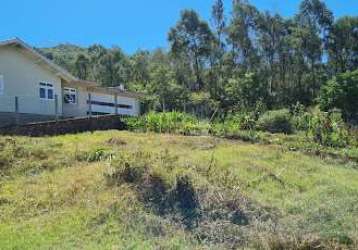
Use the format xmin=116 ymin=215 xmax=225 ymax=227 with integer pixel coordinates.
xmin=0 ymin=75 xmax=4 ymax=95
xmin=63 ymin=87 xmax=77 ymax=104
xmin=39 ymin=82 xmax=54 ymax=100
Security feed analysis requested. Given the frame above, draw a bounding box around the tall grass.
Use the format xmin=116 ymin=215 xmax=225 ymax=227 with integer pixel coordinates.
xmin=124 ymin=111 xmax=210 ymax=135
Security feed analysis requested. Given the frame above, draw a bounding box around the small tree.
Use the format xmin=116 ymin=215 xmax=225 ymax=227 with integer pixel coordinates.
xmin=320 ymin=70 xmax=358 ymax=120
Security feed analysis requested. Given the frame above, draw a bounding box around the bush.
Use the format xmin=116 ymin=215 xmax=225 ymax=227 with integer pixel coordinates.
xmin=123 ymin=112 xmax=209 ymax=136
xmin=257 ymin=109 xmax=293 ymax=134
xmin=320 ymin=70 xmax=358 ymax=120
xmin=309 ymin=110 xmax=350 ymax=148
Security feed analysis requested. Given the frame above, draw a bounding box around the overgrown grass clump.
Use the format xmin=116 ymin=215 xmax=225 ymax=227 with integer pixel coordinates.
xmin=256 ymin=109 xmax=293 ymax=134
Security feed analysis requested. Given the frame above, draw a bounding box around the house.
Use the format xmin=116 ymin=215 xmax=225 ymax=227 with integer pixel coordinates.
xmin=0 ymin=38 xmax=142 ymax=127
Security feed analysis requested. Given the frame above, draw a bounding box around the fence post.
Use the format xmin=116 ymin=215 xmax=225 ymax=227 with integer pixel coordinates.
xmin=114 ymin=94 xmax=118 ymax=115
xmin=88 ymin=93 xmax=92 ymax=118
xmin=55 ymin=94 xmax=59 ymax=121
xmin=15 ymin=96 xmax=19 ymax=125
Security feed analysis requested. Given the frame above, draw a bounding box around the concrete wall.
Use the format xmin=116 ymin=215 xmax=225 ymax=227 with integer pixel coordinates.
xmin=0 ymin=112 xmax=57 ymax=128
xmin=0 ymin=46 xmax=63 ymax=116
xmin=0 ymin=115 xmax=126 ymax=137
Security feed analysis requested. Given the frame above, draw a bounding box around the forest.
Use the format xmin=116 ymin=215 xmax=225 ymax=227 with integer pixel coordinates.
xmin=39 ymin=0 xmax=358 ymax=122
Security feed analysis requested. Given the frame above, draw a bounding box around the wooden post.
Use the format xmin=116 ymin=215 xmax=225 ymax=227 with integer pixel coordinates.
xmin=88 ymin=93 xmax=92 ymax=117
xmin=15 ymin=96 xmax=19 ymax=125
xmin=114 ymin=94 xmax=118 ymax=115
xmin=54 ymin=94 xmax=59 ymax=121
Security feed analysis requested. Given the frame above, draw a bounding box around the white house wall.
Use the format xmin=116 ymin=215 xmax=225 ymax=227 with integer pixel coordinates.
xmin=0 ymin=46 xmax=62 ymax=115
xmin=62 ymin=85 xmax=89 ymax=117
xmin=63 ymin=88 xmax=140 ymax=117
xmin=90 ymin=92 xmax=140 ymax=116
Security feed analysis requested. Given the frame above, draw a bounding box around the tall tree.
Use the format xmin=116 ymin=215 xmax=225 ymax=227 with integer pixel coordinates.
xmin=295 ymin=0 xmax=333 ymax=99
xmin=74 ymin=54 xmax=90 ymax=80
xmin=227 ymin=0 xmax=260 ymax=70
xmin=168 ymin=9 xmax=215 ymax=90
xmin=211 ymin=0 xmax=226 ymax=49
xmin=328 ymin=16 xmax=358 ymax=74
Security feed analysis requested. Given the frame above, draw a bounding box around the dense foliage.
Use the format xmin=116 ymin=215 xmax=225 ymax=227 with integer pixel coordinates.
xmin=39 ymin=0 xmax=358 ymax=121
xmin=320 ymin=70 xmax=358 ymax=120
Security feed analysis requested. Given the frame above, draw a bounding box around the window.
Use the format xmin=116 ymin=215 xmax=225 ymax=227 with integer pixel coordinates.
xmin=0 ymin=75 xmax=4 ymax=95
xmin=63 ymin=87 xmax=77 ymax=104
xmin=87 ymin=100 xmax=132 ymax=109
xmin=39 ymin=82 xmax=54 ymax=100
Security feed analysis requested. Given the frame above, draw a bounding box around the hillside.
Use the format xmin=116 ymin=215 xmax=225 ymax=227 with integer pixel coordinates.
xmin=0 ymin=131 xmax=357 ymax=249
xmin=38 ymin=44 xmax=89 ymax=76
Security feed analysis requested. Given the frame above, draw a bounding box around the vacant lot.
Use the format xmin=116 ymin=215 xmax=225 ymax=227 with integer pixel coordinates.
xmin=0 ymin=131 xmax=357 ymax=249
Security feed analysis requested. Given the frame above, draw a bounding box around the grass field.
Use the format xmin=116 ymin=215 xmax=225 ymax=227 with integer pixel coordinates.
xmin=0 ymin=131 xmax=357 ymax=249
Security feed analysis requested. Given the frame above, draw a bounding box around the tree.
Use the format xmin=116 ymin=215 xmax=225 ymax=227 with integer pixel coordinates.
xmin=225 ymin=72 xmax=266 ymax=109
xmin=74 ymin=54 xmax=90 ymax=80
xmin=295 ymin=0 xmax=333 ymax=99
xmin=227 ymin=0 xmax=260 ymax=70
xmin=149 ymin=64 xmax=187 ymax=111
xmin=320 ymin=70 xmax=358 ymax=120
xmin=328 ymin=16 xmax=358 ymax=74
xmin=211 ymin=0 xmax=225 ymax=49
xmin=168 ymin=9 xmax=215 ymax=90
xmin=256 ymin=12 xmax=287 ymax=95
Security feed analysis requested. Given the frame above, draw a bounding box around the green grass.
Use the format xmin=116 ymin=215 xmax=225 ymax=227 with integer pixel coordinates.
xmin=0 ymin=131 xmax=357 ymax=249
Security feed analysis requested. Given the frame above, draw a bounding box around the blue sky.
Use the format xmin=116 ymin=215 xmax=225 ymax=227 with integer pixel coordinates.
xmin=1 ymin=0 xmax=357 ymax=53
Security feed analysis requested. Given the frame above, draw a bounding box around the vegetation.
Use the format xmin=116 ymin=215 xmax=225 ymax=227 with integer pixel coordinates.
xmin=39 ymin=0 xmax=358 ymax=122
xmin=320 ymin=70 xmax=358 ymax=120
xmin=0 ymin=131 xmax=358 ymax=249
xmin=256 ymin=109 xmax=293 ymax=134
xmin=4 ymin=0 xmax=356 ymax=248
xmin=125 ymin=111 xmax=358 ymax=163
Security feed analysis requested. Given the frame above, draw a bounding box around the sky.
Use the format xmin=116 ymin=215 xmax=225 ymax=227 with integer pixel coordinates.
xmin=1 ymin=0 xmax=357 ymax=53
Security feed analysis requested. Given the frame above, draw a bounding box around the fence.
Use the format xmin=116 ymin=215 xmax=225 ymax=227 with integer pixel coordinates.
xmin=0 ymin=95 xmax=59 ymax=115
xmin=0 ymin=93 xmax=137 ymax=128
xmin=0 ymin=95 xmax=60 ymax=127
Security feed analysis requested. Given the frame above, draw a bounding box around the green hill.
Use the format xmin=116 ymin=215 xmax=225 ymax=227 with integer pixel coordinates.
xmin=0 ymin=131 xmax=357 ymax=249
xmin=38 ymin=44 xmax=89 ymax=76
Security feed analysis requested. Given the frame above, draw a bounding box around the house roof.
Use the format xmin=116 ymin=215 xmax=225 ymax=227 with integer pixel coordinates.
xmin=0 ymin=38 xmax=77 ymax=82
xmin=0 ymin=38 xmax=144 ymax=99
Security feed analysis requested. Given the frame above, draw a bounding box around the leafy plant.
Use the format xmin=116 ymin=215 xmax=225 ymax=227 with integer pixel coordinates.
xmin=320 ymin=70 xmax=358 ymax=120
xmin=309 ymin=110 xmax=349 ymax=148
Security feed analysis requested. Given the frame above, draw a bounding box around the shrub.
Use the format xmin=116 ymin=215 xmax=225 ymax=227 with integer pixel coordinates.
xmin=320 ymin=70 xmax=358 ymax=120
xmin=105 ymin=151 xmax=151 ymax=186
xmin=290 ymin=102 xmax=311 ymax=132
xmin=123 ymin=112 xmax=209 ymax=136
xmin=309 ymin=110 xmax=349 ymax=148
xmin=257 ymin=109 xmax=293 ymax=134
